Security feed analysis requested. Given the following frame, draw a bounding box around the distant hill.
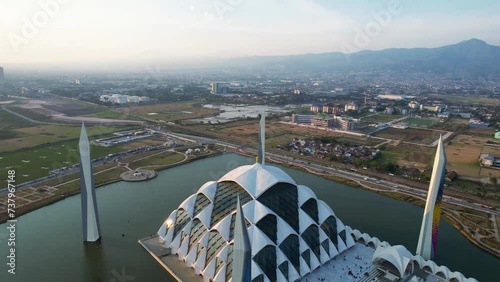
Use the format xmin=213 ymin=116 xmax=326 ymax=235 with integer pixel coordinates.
xmin=221 ymin=39 xmax=500 ymax=76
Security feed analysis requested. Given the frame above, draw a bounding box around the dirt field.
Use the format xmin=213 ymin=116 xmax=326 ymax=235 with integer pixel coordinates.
xmin=116 ymin=101 xmax=220 ymax=122
xmin=446 ymin=134 xmax=484 ymax=176
xmin=380 ymin=143 xmax=436 ymax=168
xmin=372 ymin=127 xmax=442 ymax=145
xmin=216 ymin=122 xmax=382 ymax=147
xmin=465 ymin=127 xmax=496 ymax=138
xmin=16 ymin=98 xmax=102 ymax=117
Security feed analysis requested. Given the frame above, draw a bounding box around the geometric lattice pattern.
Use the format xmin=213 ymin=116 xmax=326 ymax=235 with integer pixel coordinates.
xmin=157 ymin=163 xmax=356 ymax=282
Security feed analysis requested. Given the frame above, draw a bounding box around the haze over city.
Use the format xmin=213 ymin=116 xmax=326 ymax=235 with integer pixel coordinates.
xmin=1 ymin=0 xmax=500 ymax=70
xmin=1 ymin=1 xmax=500 ymax=282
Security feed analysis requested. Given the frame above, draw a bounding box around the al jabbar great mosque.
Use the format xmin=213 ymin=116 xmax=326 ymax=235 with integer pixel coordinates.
xmin=140 ymin=115 xmax=477 ymax=282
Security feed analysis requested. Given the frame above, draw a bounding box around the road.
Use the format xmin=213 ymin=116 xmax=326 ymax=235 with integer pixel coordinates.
xmin=1 ymin=105 xmax=61 ymax=125
xmin=164 ymin=131 xmax=500 ymax=217
xmin=2 ymin=127 xmax=498 ymax=216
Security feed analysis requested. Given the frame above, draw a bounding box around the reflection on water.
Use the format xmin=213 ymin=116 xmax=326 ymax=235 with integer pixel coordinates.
xmin=0 ymin=154 xmax=497 ymax=282
xmin=83 ymin=242 xmax=107 ymax=281
xmin=189 ymin=104 xmax=295 ymax=123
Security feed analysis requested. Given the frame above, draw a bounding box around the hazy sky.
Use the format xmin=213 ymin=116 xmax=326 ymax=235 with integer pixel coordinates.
xmin=1 ymin=0 xmax=500 ymax=66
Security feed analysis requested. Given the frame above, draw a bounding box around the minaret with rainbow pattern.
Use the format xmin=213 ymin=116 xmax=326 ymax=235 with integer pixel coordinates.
xmin=416 ymin=135 xmax=446 ymax=260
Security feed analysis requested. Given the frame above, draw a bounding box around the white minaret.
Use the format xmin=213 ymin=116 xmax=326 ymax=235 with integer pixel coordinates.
xmin=79 ymin=122 xmax=101 ymax=242
xmin=257 ymin=114 xmax=265 ymax=165
xmin=232 ymin=196 xmax=251 ymax=282
xmin=416 ymin=135 xmax=446 ymax=259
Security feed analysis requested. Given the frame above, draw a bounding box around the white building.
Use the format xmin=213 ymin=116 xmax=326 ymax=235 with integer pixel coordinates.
xmin=344 ymin=102 xmax=358 ymax=112
xmin=378 ymin=94 xmax=407 ymax=100
xmin=127 ymin=96 xmax=140 ymax=103
xmin=157 ymin=163 xmax=356 ymax=281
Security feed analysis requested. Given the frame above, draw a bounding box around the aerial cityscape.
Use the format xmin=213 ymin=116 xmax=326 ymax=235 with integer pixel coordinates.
xmin=1 ymin=1 xmax=500 ymax=281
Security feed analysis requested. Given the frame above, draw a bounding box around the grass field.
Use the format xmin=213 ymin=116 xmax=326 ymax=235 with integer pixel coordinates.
xmin=444 ymin=134 xmax=500 ymax=178
xmin=215 ymin=122 xmax=383 ymax=147
xmin=0 ymin=140 xmax=127 ymax=183
xmin=430 ymin=117 xmax=469 ymax=132
xmin=84 ymin=109 xmax=143 ymax=120
xmin=9 ymin=105 xmax=56 ymax=123
xmin=1 ymin=124 xmax=136 ymax=152
xmin=128 ymin=151 xmax=186 ymax=170
xmin=363 ymin=114 xmax=404 ymax=123
xmin=373 ymin=127 xmax=441 ymax=145
xmin=379 ymin=143 xmax=436 ymax=168
xmin=465 ymin=127 xmax=496 ymax=138
xmin=405 ymin=118 xmax=437 ymax=127
xmin=0 ymin=108 xmax=34 ymax=139
xmin=428 ymin=94 xmax=500 ymax=106
xmin=116 ymin=101 xmax=220 ymax=122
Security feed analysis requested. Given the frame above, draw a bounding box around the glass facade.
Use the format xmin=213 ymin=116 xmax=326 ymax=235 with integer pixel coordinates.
xmin=256 ymin=214 xmax=277 ymax=244
xmin=252 ymin=274 xmax=264 ymax=282
xmin=225 ymin=244 xmax=234 ymax=282
xmin=320 ymin=215 xmax=338 ymax=249
xmin=279 ymin=234 xmax=300 ymax=273
xmin=210 ymin=181 xmax=252 ymax=227
xmin=159 ymin=164 xmax=355 ymax=282
xmin=321 ymin=239 xmax=330 ymax=256
xmin=253 ymin=245 xmax=277 ymax=282
xmin=188 ymin=219 xmax=206 ymax=251
xmin=173 ymin=208 xmax=190 ymax=238
xmin=339 ymin=229 xmax=347 ymax=245
xmin=193 ymin=193 xmax=211 ymax=218
xmin=278 ymin=261 xmax=289 ymax=280
xmin=302 ymin=224 xmax=321 ymax=260
xmin=258 ymin=183 xmax=299 ymax=233
xmin=206 ymin=231 xmax=225 ymax=265
xmin=301 ymin=249 xmax=311 ymax=268
xmin=301 ymin=198 xmax=319 ymax=224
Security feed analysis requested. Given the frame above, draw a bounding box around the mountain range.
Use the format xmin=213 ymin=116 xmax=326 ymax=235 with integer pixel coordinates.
xmin=221 ymin=39 xmax=500 ymax=76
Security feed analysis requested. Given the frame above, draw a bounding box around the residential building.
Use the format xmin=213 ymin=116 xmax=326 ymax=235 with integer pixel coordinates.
xmin=291 ymin=114 xmax=314 ymax=124
xmin=344 ymin=102 xmax=358 ymax=112
xmin=310 ymin=104 xmax=322 ymax=113
xmin=311 ymin=117 xmax=334 ymax=128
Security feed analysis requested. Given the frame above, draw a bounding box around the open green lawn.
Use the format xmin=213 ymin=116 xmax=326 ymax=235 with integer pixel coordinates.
xmin=405 ymin=118 xmax=437 ymax=127
xmin=0 ymin=108 xmax=35 ymax=140
xmin=84 ymin=109 xmax=144 ymax=121
xmin=7 ymin=106 xmax=55 ymax=123
xmin=363 ymin=114 xmax=404 ymax=123
xmin=1 ymin=123 xmax=138 ymax=152
xmin=428 ymin=94 xmax=500 ymax=106
xmin=0 ymin=140 xmax=127 ymax=183
xmin=128 ymin=151 xmax=185 ymax=170
xmin=116 ymin=100 xmax=220 ymax=122
xmin=379 ymin=143 xmax=435 ymax=167
xmin=373 ymin=127 xmax=440 ymax=144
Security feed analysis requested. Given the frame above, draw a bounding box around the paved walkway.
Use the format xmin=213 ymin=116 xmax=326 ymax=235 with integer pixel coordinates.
xmin=139 ymin=235 xmax=202 ymax=282
xmin=492 ymin=214 xmax=500 ymax=242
